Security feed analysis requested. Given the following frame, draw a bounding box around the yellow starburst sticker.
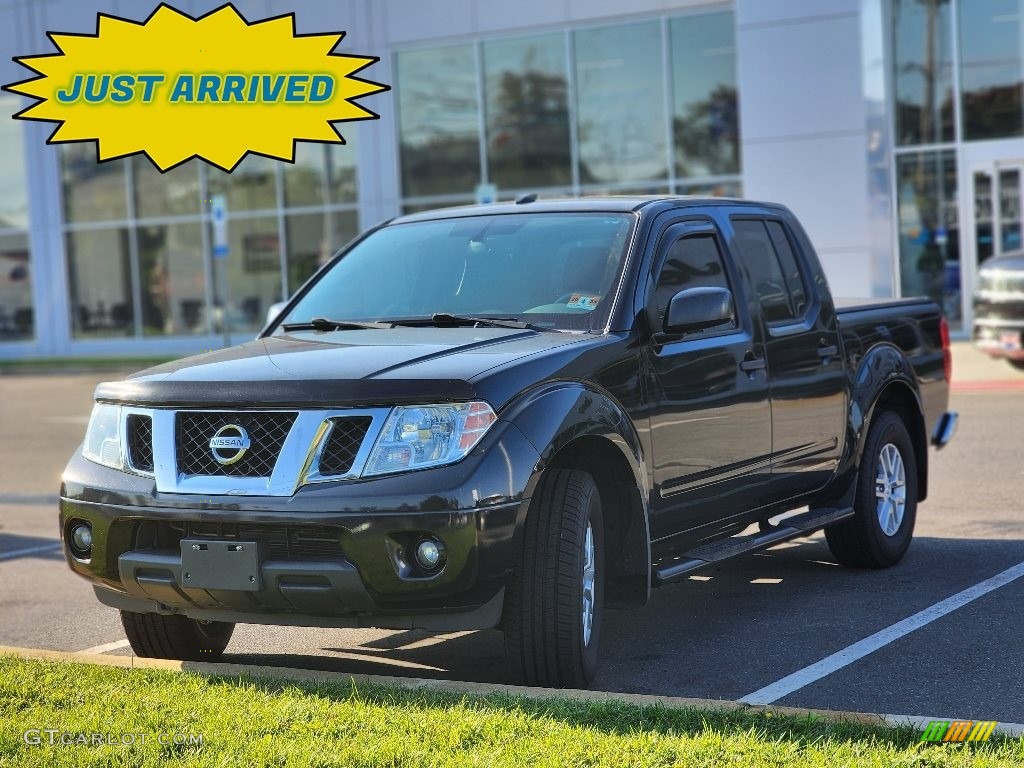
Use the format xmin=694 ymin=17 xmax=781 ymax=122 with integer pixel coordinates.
xmin=2 ymin=3 xmax=388 ymax=171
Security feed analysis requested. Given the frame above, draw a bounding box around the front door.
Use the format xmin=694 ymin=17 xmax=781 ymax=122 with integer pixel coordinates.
xmin=959 ymin=140 xmax=1024 ymax=329
xmin=644 ymin=218 xmax=773 ymax=542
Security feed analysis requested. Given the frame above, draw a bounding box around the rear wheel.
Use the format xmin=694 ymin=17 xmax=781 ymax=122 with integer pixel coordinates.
xmin=826 ymin=410 xmax=918 ymax=568
xmin=121 ymin=610 xmax=234 ymax=661
xmin=504 ymin=468 xmax=604 ymax=688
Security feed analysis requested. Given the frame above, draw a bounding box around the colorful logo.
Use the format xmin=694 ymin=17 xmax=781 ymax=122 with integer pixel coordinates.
xmin=2 ymin=3 xmax=387 ymax=171
xmin=920 ymin=720 xmax=998 ymax=743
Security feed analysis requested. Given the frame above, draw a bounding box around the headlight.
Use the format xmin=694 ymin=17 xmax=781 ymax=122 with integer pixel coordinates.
xmin=363 ymin=401 xmax=497 ymax=476
xmin=82 ymin=404 xmax=124 ymax=469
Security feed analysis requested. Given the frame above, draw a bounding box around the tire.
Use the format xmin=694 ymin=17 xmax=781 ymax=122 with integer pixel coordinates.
xmin=826 ymin=410 xmax=918 ymax=568
xmin=1008 ymin=359 xmax=1024 ymax=371
xmin=504 ymin=468 xmax=604 ymax=688
xmin=121 ymin=610 xmax=234 ymax=661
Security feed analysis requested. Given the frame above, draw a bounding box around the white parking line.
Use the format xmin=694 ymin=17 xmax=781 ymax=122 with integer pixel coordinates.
xmin=0 ymin=542 xmax=61 ymax=562
xmin=80 ymin=639 xmax=131 ymax=654
xmin=741 ymin=560 xmax=1024 ymax=705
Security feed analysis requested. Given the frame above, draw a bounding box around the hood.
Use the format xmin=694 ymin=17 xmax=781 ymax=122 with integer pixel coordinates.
xmin=95 ymin=327 xmax=596 ymax=408
xmin=979 ymin=252 xmax=1024 ymax=273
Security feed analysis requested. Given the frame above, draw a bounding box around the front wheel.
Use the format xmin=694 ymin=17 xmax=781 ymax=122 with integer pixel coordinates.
xmin=1008 ymin=359 xmax=1024 ymax=371
xmin=826 ymin=410 xmax=918 ymax=568
xmin=504 ymin=468 xmax=604 ymax=688
xmin=121 ymin=610 xmax=234 ymax=661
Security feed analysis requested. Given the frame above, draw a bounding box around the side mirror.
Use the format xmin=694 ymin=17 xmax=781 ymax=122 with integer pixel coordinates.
xmin=664 ymin=287 xmax=734 ymax=334
xmin=265 ymin=300 xmax=288 ymax=327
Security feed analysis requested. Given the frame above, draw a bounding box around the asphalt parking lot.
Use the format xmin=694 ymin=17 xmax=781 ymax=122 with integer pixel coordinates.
xmin=1 ymin=347 xmax=1022 ymax=723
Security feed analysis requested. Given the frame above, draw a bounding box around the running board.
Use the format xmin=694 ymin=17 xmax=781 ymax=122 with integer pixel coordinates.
xmin=653 ymin=506 xmax=854 ymax=586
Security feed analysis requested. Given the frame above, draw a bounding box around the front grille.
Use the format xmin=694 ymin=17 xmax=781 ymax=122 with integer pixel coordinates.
xmin=318 ymin=416 xmax=373 ymax=475
xmin=978 ymin=272 xmax=1024 ymax=295
xmin=175 ymin=411 xmax=296 ymax=477
xmin=126 ymin=414 xmax=154 ymax=472
xmin=137 ymin=521 xmax=343 ymax=560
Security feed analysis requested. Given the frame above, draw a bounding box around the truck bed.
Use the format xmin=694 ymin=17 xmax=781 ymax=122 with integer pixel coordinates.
xmin=833 ymin=296 xmax=936 ymax=313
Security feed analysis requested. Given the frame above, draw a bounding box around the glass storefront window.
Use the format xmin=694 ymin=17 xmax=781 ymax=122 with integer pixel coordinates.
xmin=483 ymin=33 xmax=571 ymax=190
xmin=670 ymin=12 xmax=739 ymax=177
xmin=285 ymin=210 xmax=359 ymax=293
xmin=137 ymin=222 xmax=208 ymax=336
xmin=207 ymin=155 xmax=278 ymax=212
xmin=215 ymin=216 xmax=282 ymax=333
xmin=959 ymin=0 xmax=1024 ymax=140
xmin=892 ymin=0 xmax=955 ymax=145
xmin=134 ymin=158 xmax=200 ymax=219
xmin=328 ymin=142 xmax=358 ymax=204
xmin=284 ymin=143 xmax=327 ymax=208
xmin=575 ymin=21 xmax=667 ymax=184
xmin=66 ymin=227 xmax=135 ymax=337
xmin=0 ymin=101 xmax=28 ymax=232
xmin=0 ymin=232 xmax=32 ymax=341
xmin=397 ymin=44 xmax=481 ymax=198
xmin=61 ymin=144 xmax=129 ymax=223
xmin=896 ymin=150 xmax=960 ymax=326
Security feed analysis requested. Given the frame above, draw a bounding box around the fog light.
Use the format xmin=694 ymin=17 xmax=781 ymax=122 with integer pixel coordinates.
xmin=69 ymin=523 xmax=92 ymax=557
xmin=414 ymin=538 xmax=444 ymax=570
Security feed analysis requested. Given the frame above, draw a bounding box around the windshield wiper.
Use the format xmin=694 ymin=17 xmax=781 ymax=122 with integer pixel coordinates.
xmin=281 ymin=317 xmax=395 ymax=332
xmin=393 ymin=313 xmax=558 ymax=332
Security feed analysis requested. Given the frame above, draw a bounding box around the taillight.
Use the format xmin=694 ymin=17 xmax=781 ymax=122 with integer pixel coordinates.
xmin=939 ymin=316 xmax=952 ymax=382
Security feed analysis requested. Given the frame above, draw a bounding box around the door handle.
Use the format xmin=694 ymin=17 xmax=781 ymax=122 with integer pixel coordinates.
xmin=740 ymin=356 xmax=766 ymax=373
xmin=817 ymin=344 xmax=839 ymax=359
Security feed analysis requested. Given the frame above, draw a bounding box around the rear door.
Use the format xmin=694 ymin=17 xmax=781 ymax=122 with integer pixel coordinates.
xmin=728 ymin=213 xmax=846 ymax=499
xmin=643 ymin=217 xmax=773 ymax=541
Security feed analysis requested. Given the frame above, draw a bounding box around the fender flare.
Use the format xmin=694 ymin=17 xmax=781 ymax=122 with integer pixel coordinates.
xmin=501 ymin=381 xmax=651 ymax=606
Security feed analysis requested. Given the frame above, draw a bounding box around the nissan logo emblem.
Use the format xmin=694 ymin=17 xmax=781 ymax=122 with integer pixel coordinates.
xmin=209 ymin=424 xmax=251 ymax=465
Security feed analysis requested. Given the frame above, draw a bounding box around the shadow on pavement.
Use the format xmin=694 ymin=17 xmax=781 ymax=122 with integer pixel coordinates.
xmin=0 ymin=531 xmax=63 ymax=562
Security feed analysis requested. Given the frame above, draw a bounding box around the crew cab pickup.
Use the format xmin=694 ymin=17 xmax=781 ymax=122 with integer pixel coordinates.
xmin=60 ymin=197 xmax=957 ymax=688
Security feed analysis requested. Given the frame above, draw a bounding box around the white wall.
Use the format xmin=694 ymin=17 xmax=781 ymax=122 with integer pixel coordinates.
xmin=735 ymin=0 xmax=882 ymax=298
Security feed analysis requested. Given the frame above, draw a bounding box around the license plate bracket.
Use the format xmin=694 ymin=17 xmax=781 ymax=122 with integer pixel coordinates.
xmin=180 ymin=539 xmax=261 ymax=591
xmin=1000 ymin=331 xmax=1021 ymax=351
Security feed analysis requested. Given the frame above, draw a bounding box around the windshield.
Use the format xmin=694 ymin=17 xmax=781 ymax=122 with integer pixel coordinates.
xmin=277 ymin=212 xmax=635 ymax=332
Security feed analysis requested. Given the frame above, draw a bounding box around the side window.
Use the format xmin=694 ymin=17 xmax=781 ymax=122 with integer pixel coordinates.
xmin=653 ymin=233 xmax=736 ymax=332
xmin=731 ymin=218 xmax=806 ymax=324
xmin=765 ymin=220 xmax=808 ymax=317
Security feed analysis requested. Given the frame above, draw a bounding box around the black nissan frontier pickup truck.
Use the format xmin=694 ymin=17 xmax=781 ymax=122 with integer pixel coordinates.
xmin=60 ymin=197 xmax=957 ymax=688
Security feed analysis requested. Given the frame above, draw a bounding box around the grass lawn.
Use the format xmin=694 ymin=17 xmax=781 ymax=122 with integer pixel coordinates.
xmin=1 ymin=655 xmax=1020 ymax=767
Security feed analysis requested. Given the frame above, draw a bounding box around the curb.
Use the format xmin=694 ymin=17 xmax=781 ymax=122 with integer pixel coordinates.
xmin=6 ymin=644 xmax=1021 ymax=738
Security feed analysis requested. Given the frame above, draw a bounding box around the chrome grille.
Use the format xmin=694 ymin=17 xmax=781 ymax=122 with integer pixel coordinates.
xmin=175 ymin=411 xmax=296 ymax=477
xmin=126 ymin=414 xmax=154 ymax=473
xmin=318 ymin=416 xmax=373 ymax=475
xmin=978 ymin=271 xmax=1024 ymax=295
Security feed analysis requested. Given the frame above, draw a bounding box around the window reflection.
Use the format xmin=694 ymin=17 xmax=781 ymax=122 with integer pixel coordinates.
xmin=0 ymin=97 xmax=28 ymax=231
xmin=575 ymin=22 xmax=667 ymax=184
xmin=134 ymin=157 xmax=200 ymax=219
xmin=207 ymin=155 xmax=277 ymax=212
xmin=66 ymin=227 xmax=135 ymax=337
xmin=892 ymin=0 xmax=954 ymax=145
xmin=285 ymin=210 xmax=359 ymax=293
xmin=483 ymin=33 xmax=571 ymax=189
xmin=670 ymin=12 xmax=739 ymax=177
xmin=328 ymin=141 xmax=358 ymax=204
xmin=896 ymin=151 xmax=960 ymax=326
xmin=137 ymin=222 xmax=208 ymax=336
xmin=397 ymin=44 xmax=481 ymax=197
xmin=213 ymin=216 xmax=282 ymax=333
xmin=0 ymin=233 xmax=32 ymax=341
xmin=960 ymin=0 xmax=1024 ymax=140
xmin=61 ymin=144 xmax=129 ymax=223
xmin=284 ymin=143 xmax=327 ymax=208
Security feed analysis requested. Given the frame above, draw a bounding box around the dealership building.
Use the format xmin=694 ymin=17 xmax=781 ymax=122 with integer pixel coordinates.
xmin=0 ymin=0 xmax=1018 ymax=358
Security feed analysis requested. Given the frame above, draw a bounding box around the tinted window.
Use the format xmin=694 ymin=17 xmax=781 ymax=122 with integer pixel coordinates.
xmin=653 ymin=233 xmax=735 ymax=331
xmin=765 ymin=221 xmax=808 ymax=317
xmin=731 ymin=219 xmax=804 ymax=324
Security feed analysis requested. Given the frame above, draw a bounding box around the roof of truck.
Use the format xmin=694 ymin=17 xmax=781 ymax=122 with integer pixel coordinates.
xmin=391 ymin=195 xmax=785 ymax=224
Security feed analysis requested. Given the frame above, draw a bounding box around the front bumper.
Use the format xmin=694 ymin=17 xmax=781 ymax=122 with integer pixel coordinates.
xmin=59 ymin=419 xmax=540 ymax=630
xmin=973 ymin=318 xmax=1024 ymax=360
